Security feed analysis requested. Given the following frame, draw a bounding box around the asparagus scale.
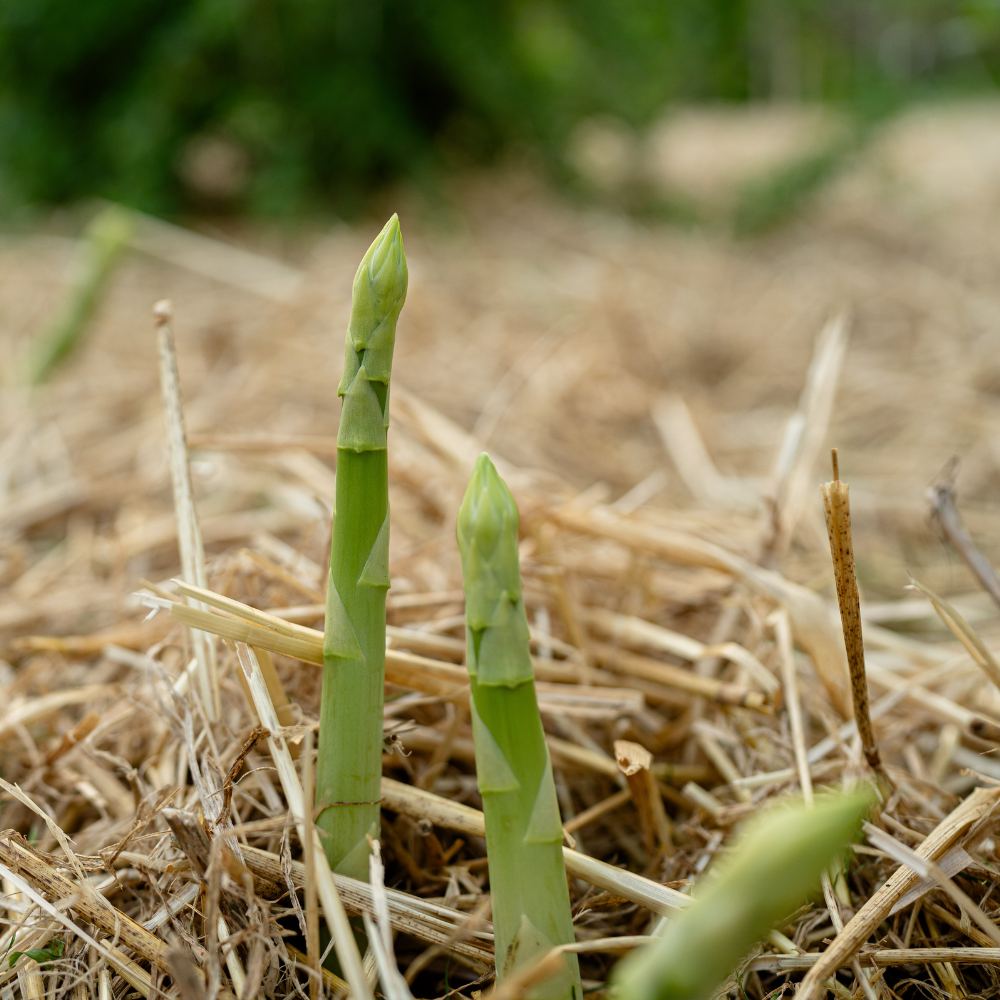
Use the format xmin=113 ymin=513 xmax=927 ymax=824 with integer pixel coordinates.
xmin=457 ymin=454 xmax=582 ymax=1000
xmin=317 ymin=215 xmax=407 ymax=878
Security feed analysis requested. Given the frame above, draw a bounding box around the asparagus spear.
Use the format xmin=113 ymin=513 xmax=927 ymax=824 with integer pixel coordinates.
xmin=613 ymin=792 xmax=870 ymax=1000
xmin=457 ymin=454 xmax=582 ymax=1000
xmin=317 ymin=215 xmax=407 ymax=877
xmin=29 ymin=205 xmax=133 ymax=384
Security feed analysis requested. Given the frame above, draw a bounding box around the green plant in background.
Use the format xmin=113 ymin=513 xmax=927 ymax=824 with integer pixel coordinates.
xmin=457 ymin=453 xmax=582 ymax=1000
xmin=731 ymin=115 xmax=885 ymax=235
xmin=316 ymin=213 xmax=407 ymax=879
xmin=1 ymin=0 xmax=997 ymax=216
xmin=27 ymin=205 xmax=133 ymax=383
xmin=613 ymin=792 xmax=871 ymax=1000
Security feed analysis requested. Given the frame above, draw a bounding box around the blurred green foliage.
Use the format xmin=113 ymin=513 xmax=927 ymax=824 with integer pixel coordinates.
xmin=0 ymin=0 xmax=997 ymax=215
xmin=26 ymin=204 xmax=133 ymax=383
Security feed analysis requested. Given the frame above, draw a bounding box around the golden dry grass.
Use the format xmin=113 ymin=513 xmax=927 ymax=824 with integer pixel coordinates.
xmin=3 ymin=104 xmax=1000 ymax=997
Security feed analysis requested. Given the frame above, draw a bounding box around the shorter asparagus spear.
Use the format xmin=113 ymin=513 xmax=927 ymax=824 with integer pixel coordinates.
xmin=457 ymin=454 xmax=582 ymax=1000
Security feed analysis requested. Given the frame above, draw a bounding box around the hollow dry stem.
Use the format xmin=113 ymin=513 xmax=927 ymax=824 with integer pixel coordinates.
xmin=821 ymin=453 xmax=885 ymax=782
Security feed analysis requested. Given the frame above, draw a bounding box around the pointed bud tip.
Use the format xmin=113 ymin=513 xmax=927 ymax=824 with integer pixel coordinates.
xmin=473 ymin=451 xmax=494 ymax=477
xmin=355 ymin=212 xmax=406 ymax=278
xmin=343 ymin=213 xmax=407 ymax=379
xmin=463 ymin=454 xmax=516 ymax=521
xmin=458 ymin=453 xmax=525 ymax=624
xmin=457 ymin=453 xmax=518 ymax=549
xmin=374 ymin=212 xmax=404 ymax=258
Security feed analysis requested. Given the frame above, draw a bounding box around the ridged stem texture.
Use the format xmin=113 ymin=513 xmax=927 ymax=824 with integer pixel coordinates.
xmin=317 ymin=215 xmax=407 ymax=878
xmin=457 ymin=454 xmax=582 ymax=1000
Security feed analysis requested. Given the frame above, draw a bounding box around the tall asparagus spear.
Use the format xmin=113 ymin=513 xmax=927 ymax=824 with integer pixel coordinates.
xmin=317 ymin=215 xmax=407 ymax=877
xmin=457 ymin=454 xmax=582 ymax=1000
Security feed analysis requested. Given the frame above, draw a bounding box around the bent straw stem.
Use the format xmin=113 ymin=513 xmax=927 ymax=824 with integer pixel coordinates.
xmin=235 ymin=643 xmax=371 ymax=1000
xmin=927 ymin=466 xmax=1000 ymax=612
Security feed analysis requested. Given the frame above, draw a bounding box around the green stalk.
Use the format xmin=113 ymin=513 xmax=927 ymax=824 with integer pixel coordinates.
xmin=28 ymin=205 xmax=133 ymax=384
xmin=457 ymin=454 xmax=582 ymax=1000
xmin=317 ymin=215 xmax=407 ymax=878
xmin=612 ymin=792 xmax=871 ymax=1000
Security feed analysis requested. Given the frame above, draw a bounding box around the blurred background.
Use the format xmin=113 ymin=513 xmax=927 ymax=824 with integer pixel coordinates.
xmin=6 ymin=0 xmax=1000 ymax=643
xmin=2 ymin=0 xmax=999 ymax=218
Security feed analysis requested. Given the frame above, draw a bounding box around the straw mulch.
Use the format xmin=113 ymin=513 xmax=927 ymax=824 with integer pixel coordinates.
xmin=4 ymin=129 xmax=1000 ymax=998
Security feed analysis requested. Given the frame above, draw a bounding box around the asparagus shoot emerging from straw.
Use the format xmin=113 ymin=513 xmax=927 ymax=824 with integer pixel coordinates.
xmin=316 ymin=215 xmax=407 ymax=878
xmin=613 ymin=792 xmax=870 ymax=1000
xmin=457 ymin=454 xmax=582 ymax=1000
xmin=29 ymin=205 xmax=133 ymax=384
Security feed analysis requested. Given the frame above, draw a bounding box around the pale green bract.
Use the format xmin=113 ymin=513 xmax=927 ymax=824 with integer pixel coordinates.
xmin=612 ymin=792 xmax=871 ymax=1000
xmin=338 ymin=365 xmax=387 ymax=452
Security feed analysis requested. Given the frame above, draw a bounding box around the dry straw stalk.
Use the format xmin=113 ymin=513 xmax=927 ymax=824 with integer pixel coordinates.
xmin=798 ymin=786 xmax=1000 ymax=998
xmin=821 ymin=450 xmax=883 ymax=777
xmin=10 ymin=192 xmax=1000 ymax=997
xmin=153 ymin=299 xmax=220 ymax=720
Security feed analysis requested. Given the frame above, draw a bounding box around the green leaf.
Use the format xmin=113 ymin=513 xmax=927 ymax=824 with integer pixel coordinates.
xmin=9 ymin=937 xmax=64 ymax=968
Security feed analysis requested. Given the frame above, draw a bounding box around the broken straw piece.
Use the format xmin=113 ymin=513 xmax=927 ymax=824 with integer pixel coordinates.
xmin=152 ymin=300 xmax=219 ymax=721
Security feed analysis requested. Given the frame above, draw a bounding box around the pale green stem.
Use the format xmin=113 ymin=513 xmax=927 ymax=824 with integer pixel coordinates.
xmin=457 ymin=454 xmax=582 ymax=1000
xmin=317 ymin=215 xmax=407 ymax=878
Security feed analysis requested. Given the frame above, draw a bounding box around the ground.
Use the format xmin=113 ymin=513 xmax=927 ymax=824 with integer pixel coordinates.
xmin=2 ymin=101 xmax=1000 ymax=997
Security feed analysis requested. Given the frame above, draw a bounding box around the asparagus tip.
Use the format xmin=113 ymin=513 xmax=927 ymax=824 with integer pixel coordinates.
xmin=457 ymin=453 xmax=523 ymax=633
xmin=339 ymin=214 xmax=408 ymax=395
